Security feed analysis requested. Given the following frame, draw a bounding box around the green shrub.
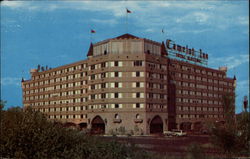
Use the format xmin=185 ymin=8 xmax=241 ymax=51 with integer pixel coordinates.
xmin=187 ymin=143 xmax=204 ymax=159
xmin=0 ymin=105 xmax=163 ymax=159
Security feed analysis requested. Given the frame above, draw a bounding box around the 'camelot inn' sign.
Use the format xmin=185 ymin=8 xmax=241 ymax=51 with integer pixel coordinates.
xmin=166 ymin=39 xmax=208 ymax=66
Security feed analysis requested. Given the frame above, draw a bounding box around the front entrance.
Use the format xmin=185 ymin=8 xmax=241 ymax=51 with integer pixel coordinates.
xmin=150 ymin=116 xmax=163 ymax=134
xmin=91 ymin=116 xmax=105 ymax=134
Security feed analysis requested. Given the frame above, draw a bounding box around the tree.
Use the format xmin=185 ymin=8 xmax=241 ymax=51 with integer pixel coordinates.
xmin=210 ymin=93 xmax=250 ymax=157
xmin=0 ymin=104 xmax=163 ymax=159
xmin=0 ymin=100 xmax=7 ymax=110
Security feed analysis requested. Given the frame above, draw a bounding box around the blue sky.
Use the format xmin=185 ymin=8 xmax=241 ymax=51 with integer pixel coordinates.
xmin=1 ymin=1 xmax=249 ymax=113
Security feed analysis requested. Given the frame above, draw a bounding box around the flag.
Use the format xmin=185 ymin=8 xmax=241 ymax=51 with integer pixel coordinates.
xmin=126 ymin=8 xmax=131 ymax=13
xmin=91 ymin=29 xmax=96 ymax=33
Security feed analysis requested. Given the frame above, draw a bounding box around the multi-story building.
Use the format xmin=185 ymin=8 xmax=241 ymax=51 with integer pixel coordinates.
xmin=22 ymin=33 xmax=236 ymax=135
xmin=167 ymin=59 xmax=236 ymax=131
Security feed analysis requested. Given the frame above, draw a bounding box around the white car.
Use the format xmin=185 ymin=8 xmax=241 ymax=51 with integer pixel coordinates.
xmin=163 ymin=131 xmax=174 ymax=136
xmin=164 ymin=129 xmax=187 ymax=137
xmin=172 ymin=129 xmax=187 ymax=136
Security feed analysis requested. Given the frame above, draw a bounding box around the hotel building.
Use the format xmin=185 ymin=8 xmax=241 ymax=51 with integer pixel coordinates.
xmin=21 ymin=34 xmax=236 ymax=134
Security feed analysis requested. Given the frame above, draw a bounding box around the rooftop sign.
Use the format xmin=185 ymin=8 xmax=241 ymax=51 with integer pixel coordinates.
xmin=166 ymin=39 xmax=208 ymax=66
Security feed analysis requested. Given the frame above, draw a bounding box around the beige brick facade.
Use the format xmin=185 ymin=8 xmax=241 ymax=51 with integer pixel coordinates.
xmin=22 ymin=34 xmax=235 ymax=135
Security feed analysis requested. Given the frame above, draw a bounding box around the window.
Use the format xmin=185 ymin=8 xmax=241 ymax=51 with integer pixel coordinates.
xmin=114 ymin=114 xmax=120 ymax=119
xmin=114 ymin=61 xmax=119 ymax=66
xmin=115 ymin=104 xmax=119 ymax=108
xmin=149 ymin=83 xmax=153 ymax=88
xmin=160 ymin=74 xmax=164 ymax=79
xmin=134 ymin=60 xmax=143 ymax=66
xmin=136 ymin=71 xmax=140 ymax=77
xmin=160 ymin=94 xmax=164 ymax=99
xmin=199 ymin=114 xmax=205 ymax=118
xmin=91 ymin=65 xmax=95 ymax=70
xmin=136 ymin=93 xmax=140 ymax=98
xmin=148 ymin=73 xmax=153 ymax=78
xmin=136 ymin=103 xmax=140 ymax=108
xmin=136 ymin=82 xmax=140 ymax=87
xmin=160 ymin=84 xmax=164 ymax=89
xmin=115 ymin=93 xmax=119 ymax=98
xmin=101 ymin=93 xmax=106 ymax=99
xmin=91 ymin=74 xmax=95 ymax=80
xmin=101 ymin=73 xmax=106 ymax=78
xmin=115 ymin=72 xmax=119 ymax=77
xmin=136 ymin=114 xmax=140 ymax=119
xmin=101 ymin=83 xmax=106 ymax=88
xmin=101 ymin=62 xmax=106 ymax=68
xmin=115 ymin=82 xmax=119 ymax=88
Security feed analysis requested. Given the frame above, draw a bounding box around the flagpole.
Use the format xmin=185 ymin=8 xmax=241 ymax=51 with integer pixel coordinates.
xmin=126 ymin=10 xmax=128 ymax=33
xmin=90 ymin=33 xmax=93 ymax=43
xmin=161 ymin=28 xmax=164 ymax=41
xmin=90 ymin=29 xmax=96 ymax=43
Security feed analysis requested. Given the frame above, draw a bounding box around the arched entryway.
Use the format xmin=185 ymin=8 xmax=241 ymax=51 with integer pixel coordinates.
xmin=150 ymin=116 xmax=163 ymax=134
xmin=180 ymin=122 xmax=192 ymax=131
xmin=91 ymin=116 xmax=105 ymax=134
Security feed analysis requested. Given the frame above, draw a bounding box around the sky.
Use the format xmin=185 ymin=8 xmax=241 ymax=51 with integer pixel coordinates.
xmin=1 ymin=1 xmax=249 ymax=113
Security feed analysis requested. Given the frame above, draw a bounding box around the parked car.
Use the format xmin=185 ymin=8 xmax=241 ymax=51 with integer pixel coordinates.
xmin=172 ymin=129 xmax=187 ymax=136
xmin=163 ymin=131 xmax=174 ymax=136
xmin=164 ymin=129 xmax=187 ymax=137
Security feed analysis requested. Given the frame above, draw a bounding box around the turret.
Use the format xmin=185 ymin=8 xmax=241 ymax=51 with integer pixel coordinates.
xmin=87 ymin=43 xmax=93 ymax=58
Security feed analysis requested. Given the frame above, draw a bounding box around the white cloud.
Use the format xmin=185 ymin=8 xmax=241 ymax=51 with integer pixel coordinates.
xmin=175 ymin=11 xmax=210 ymax=25
xmin=238 ymin=16 xmax=249 ymax=26
xmin=145 ymin=28 xmax=155 ymax=33
xmin=168 ymin=1 xmax=216 ymax=10
xmin=1 ymin=1 xmax=39 ymax=11
xmin=172 ymin=28 xmax=211 ymax=34
xmin=146 ymin=1 xmax=171 ymax=8
xmin=2 ymin=1 xmax=248 ymax=30
xmin=91 ymin=18 xmax=117 ymax=25
xmin=1 ymin=1 xmax=24 ymax=8
xmin=209 ymin=54 xmax=249 ymax=70
xmin=1 ymin=77 xmax=21 ymax=86
xmin=192 ymin=12 xmax=210 ymax=24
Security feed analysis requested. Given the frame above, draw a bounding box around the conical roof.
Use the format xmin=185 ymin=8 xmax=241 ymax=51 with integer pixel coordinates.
xmin=87 ymin=43 xmax=93 ymax=57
